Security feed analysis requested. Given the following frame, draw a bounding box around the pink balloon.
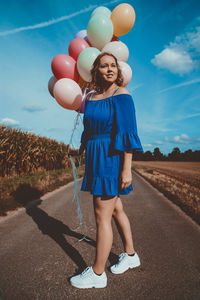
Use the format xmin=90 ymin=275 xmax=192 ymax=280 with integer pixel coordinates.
xmin=53 ymin=78 xmax=82 ymax=110
xmin=51 ymin=54 xmax=79 ymax=82
xmin=68 ymin=38 xmax=90 ymax=61
xmin=118 ymin=61 xmax=132 ymax=86
xmin=48 ymin=76 xmax=57 ymax=97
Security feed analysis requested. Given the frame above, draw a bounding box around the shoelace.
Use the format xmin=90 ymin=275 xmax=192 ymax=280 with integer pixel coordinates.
xmin=117 ymin=253 xmax=128 ymax=264
xmin=80 ymin=267 xmax=91 ymax=278
xmin=119 ymin=253 xmax=127 ymax=261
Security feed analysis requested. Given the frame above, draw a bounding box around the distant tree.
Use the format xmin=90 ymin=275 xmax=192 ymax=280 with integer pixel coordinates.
xmin=168 ymin=147 xmax=181 ymax=161
xmin=132 ymin=151 xmax=144 ymax=161
xmin=193 ymin=150 xmax=200 ymax=161
xmin=183 ymin=149 xmax=193 ymax=161
xmin=153 ymin=147 xmax=165 ymax=160
xmin=143 ymin=151 xmax=154 ymax=161
xmin=182 ymin=149 xmax=200 ymax=161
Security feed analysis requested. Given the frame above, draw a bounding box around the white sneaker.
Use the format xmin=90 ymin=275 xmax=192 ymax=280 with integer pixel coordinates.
xmin=110 ymin=252 xmax=141 ymax=274
xmin=70 ymin=266 xmax=107 ymax=289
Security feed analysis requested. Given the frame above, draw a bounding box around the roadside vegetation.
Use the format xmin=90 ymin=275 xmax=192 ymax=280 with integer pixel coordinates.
xmin=0 ymin=126 xmax=84 ymax=216
xmin=132 ymin=161 xmax=200 ymax=225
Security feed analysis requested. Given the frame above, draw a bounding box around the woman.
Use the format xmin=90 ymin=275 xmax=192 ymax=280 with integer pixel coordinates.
xmin=69 ymin=52 xmax=143 ymax=289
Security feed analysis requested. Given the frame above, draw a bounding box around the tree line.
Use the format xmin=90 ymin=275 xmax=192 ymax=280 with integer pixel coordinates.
xmin=133 ymin=147 xmax=200 ymax=161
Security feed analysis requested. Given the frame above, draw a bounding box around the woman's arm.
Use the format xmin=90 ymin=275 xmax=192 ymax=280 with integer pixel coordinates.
xmin=68 ymin=144 xmax=85 ymax=156
xmin=79 ymin=144 xmax=85 ymax=155
xmin=120 ymin=150 xmax=133 ymax=189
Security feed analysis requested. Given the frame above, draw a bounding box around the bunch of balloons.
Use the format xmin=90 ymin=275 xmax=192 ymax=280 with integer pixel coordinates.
xmin=48 ymin=3 xmax=136 ymax=112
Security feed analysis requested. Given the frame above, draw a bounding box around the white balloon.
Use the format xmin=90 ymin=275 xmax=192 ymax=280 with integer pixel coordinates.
xmin=118 ymin=61 xmax=132 ymax=86
xmin=77 ymin=47 xmax=101 ymax=82
xmin=87 ymin=14 xmax=113 ymax=50
xmin=102 ymin=41 xmax=129 ymax=62
xmin=91 ymin=6 xmax=111 ymax=18
xmin=53 ymin=78 xmax=82 ymax=110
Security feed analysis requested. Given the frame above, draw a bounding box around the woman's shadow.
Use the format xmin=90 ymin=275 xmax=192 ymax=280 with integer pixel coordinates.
xmin=12 ymin=183 xmax=118 ymax=275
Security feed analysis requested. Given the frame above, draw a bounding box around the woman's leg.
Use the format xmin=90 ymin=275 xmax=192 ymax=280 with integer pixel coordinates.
xmin=112 ymin=196 xmax=135 ymax=254
xmin=92 ymin=195 xmax=118 ymax=274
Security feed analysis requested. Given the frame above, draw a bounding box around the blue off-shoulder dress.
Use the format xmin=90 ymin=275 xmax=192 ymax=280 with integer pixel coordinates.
xmin=80 ymin=93 xmax=143 ymax=196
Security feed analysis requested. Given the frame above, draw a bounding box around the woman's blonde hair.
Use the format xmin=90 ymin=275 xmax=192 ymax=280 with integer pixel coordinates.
xmin=89 ymin=52 xmax=123 ymax=93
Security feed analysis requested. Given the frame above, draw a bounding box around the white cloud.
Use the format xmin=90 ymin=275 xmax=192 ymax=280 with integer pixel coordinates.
xmin=140 ymin=123 xmax=172 ymax=132
xmin=1 ymin=118 xmax=20 ymax=127
xmin=155 ymin=141 xmax=163 ymax=145
xmin=151 ymin=48 xmax=195 ymax=75
xmin=165 ymin=133 xmax=194 ymax=144
xmin=156 ymin=77 xmax=200 ymax=94
xmin=22 ymin=104 xmax=45 ymax=113
xmin=151 ymin=26 xmax=200 ymax=75
xmin=143 ymin=144 xmax=153 ymax=147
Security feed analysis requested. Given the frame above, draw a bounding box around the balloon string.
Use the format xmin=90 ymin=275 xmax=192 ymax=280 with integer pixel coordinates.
xmin=68 ymin=110 xmax=91 ymax=242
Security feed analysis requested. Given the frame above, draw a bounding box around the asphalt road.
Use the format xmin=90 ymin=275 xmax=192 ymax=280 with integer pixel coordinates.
xmin=0 ymin=171 xmax=200 ymax=300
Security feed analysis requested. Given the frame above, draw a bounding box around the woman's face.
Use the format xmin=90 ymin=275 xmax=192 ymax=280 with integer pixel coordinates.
xmin=98 ymin=55 xmax=118 ymax=83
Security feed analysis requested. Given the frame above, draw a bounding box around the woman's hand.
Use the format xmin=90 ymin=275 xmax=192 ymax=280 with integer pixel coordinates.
xmin=68 ymin=149 xmax=80 ymax=157
xmin=68 ymin=144 xmax=84 ymax=157
xmin=120 ymin=169 xmax=132 ymax=190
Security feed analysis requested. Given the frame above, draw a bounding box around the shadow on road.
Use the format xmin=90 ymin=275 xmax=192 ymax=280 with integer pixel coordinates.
xmin=25 ymin=199 xmax=118 ymax=274
xmin=11 ymin=184 xmax=118 ymax=273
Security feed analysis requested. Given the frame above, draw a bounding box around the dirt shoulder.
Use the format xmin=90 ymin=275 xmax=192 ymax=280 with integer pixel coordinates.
xmin=132 ymin=161 xmax=200 ymax=225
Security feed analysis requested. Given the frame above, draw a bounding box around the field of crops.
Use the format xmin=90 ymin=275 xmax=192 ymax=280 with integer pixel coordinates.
xmin=132 ymin=161 xmax=200 ymax=224
xmin=0 ymin=125 xmax=84 ymax=216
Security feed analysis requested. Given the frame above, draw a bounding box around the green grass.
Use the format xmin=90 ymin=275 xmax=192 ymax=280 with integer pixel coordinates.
xmin=0 ymin=167 xmax=84 ymax=216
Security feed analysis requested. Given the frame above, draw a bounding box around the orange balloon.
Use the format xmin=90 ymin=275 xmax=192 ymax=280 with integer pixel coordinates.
xmin=111 ymin=3 xmax=136 ymax=36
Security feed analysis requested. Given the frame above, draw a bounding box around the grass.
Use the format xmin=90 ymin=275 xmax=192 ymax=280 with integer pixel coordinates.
xmin=0 ymin=167 xmax=84 ymax=216
xmin=132 ymin=161 xmax=200 ymax=225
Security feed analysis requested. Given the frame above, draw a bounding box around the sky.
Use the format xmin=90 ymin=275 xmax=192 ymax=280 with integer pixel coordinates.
xmin=0 ymin=0 xmax=200 ymax=155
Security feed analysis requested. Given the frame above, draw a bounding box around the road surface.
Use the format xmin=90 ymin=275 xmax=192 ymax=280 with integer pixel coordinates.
xmin=0 ymin=171 xmax=200 ymax=300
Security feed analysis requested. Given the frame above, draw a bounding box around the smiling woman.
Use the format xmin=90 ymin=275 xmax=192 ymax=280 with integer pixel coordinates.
xmin=68 ymin=52 xmax=143 ymax=289
xmin=89 ymin=52 xmax=123 ymax=95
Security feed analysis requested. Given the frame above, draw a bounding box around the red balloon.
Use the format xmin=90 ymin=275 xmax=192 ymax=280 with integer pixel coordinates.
xmin=111 ymin=35 xmax=120 ymax=42
xmin=51 ymin=54 xmax=79 ymax=82
xmin=68 ymin=38 xmax=90 ymax=61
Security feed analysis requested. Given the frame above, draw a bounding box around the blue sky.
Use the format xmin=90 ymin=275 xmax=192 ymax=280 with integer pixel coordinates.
xmin=0 ymin=0 xmax=200 ymax=155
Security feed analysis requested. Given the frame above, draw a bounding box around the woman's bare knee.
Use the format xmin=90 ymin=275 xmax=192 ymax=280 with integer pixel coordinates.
xmin=113 ymin=197 xmax=124 ymax=217
xmin=94 ymin=196 xmax=117 ymax=224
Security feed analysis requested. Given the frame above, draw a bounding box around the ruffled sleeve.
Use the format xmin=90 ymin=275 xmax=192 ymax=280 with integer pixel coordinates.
xmin=113 ymin=94 xmax=143 ymax=152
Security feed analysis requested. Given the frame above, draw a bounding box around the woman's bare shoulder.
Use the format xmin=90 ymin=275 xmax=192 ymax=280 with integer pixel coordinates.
xmin=115 ymin=87 xmax=131 ymax=95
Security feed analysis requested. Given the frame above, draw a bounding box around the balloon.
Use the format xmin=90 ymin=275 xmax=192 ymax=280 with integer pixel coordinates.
xmin=111 ymin=35 xmax=120 ymax=42
xmin=75 ymin=29 xmax=88 ymax=41
xmin=48 ymin=76 xmax=57 ymax=97
xmin=87 ymin=14 xmax=113 ymax=50
xmin=53 ymin=78 xmax=82 ymax=110
xmin=111 ymin=3 xmax=136 ymax=36
xmin=68 ymin=38 xmax=90 ymax=61
xmin=102 ymin=41 xmax=129 ymax=62
xmin=51 ymin=54 xmax=79 ymax=82
xmin=77 ymin=47 xmax=101 ymax=82
xmin=118 ymin=61 xmax=132 ymax=86
xmin=91 ymin=6 xmax=111 ymax=18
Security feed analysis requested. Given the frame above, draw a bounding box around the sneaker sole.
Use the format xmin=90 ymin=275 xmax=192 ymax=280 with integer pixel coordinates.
xmin=110 ymin=262 xmax=141 ymax=275
xmin=70 ymin=282 xmax=107 ymax=289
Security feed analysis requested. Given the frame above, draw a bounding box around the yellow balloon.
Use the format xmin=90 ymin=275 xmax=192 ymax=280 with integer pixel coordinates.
xmin=111 ymin=3 xmax=136 ymax=36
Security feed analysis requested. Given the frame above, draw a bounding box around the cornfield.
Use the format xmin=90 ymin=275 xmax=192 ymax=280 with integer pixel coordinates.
xmin=0 ymin=125 xmax=73 ymax=178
